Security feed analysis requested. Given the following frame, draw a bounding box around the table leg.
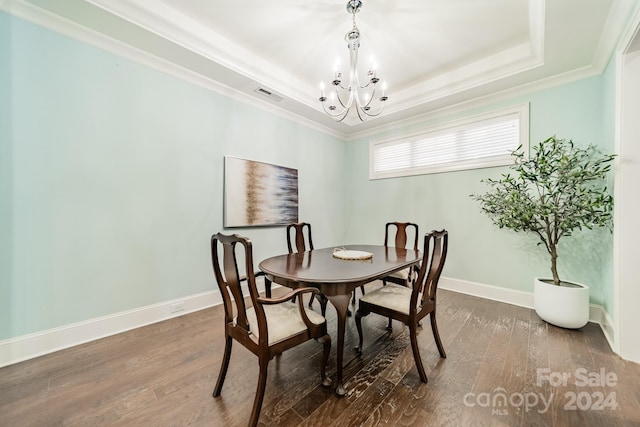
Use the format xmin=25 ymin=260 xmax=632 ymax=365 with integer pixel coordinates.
xmin=325 ymin=293 xmax=351 ymax=397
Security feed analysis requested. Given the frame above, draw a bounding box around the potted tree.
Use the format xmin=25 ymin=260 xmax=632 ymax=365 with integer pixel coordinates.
xmin=472 ymin=136 xmax=615 ymax=329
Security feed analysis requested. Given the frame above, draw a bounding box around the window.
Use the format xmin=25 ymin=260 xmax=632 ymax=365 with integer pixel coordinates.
xmin=369 ymin=104 xmax=529 ymax=179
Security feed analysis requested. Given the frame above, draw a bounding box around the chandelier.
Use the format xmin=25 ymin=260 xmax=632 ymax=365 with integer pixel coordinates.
xmin=319 ymin=0 xmax=388 ymax=122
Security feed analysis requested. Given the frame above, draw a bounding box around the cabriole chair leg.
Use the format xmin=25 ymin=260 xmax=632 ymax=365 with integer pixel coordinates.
xmin=319 ymin=335 xmax=332 ymax=387
xmin=409 ymin=323 xmax=428 ymax=383
xmin=430 ymin=311 xmax=447 ymax=358
xmin=354 ymin=310 xmax=367 ymax=353
xmin=212 ymin=336 xmax=233 ymax=397
xmin=249 ymin=358 xmax=269 ymax=427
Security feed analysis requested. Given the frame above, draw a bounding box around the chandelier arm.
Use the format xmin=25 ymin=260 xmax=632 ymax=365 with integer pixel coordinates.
xmin=358 ymin=101 xmax=385 ymax=117
xmin=359 ymin=85 xmax=377 ymax=108
xmin=326 ymin=103 xmax=351 ymax=122
xmin=334 ymin=87 xmax=350 ymax=109
xmin=321 ymin=102 xmax=348 ymax=119
xmin=336 ymin=108 xmax=351 ymax=121
xmin=321 ymin=91 xmax=354 ymax=120
xmin=359 ymin=80 xmax=375 ymax=89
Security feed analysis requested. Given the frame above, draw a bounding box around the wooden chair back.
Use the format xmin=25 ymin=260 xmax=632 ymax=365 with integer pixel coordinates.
xmin=384 ymin=222 xmax=419 ymax=250
xmin=211 ymin=233 xmax=266 ymax=347
xmin=287 ymin=222 xmax=314 ymax=253
xmin=414 ymin=230 xmax=449 ymax=309
xmin=382 ymin=222 xmax=420 ymax=289
xmin=287 ymin=222 xmax=323 ymax=309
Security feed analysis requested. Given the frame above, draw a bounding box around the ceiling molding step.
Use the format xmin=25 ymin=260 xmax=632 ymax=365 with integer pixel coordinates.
xmin=345 ymin=64 xmax=602 ymax=142
xmin=51 ymin=0 xmax=552 ymax=128
xmin=387 ymin=43 xmax=543 ymax=116
xmin=86 ymin=0 xmax=316 ymax=111
xmin=619 ymin=1 xmax=640 ymax=53
xmin=4 ymin=0 xmax=632 ymax=140
xmin=3 ymin=0 xmax=347 ymax=141
xmin=528 ymin=0 xmax=546 ymax=60
xmin=593 ymin=0 xmax=640 ymax=70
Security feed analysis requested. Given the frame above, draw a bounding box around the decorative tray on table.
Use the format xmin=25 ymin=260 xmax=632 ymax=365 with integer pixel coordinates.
xmin=332 ymin=248 xmax=373 ymax=261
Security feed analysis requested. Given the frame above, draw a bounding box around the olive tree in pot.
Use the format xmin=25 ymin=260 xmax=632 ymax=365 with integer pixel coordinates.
xmin=472 ymin=136 xmax=615 ymax=329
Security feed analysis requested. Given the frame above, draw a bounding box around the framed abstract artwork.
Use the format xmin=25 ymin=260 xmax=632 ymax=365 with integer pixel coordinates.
xmin=224 ymin=156 xmax=299 ymax=227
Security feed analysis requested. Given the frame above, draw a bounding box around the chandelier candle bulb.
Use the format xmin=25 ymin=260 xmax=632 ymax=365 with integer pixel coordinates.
xmin=380 ymin=82 xmax=387 ymax=101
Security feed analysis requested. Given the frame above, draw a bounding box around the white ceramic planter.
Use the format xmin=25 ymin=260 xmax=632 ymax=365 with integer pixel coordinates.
xmin=533 ymin=278 xmax=589 ymax=329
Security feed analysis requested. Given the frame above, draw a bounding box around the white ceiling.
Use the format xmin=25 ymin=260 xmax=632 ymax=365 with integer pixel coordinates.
xmin=11 ymin=0 xmax=638 ymax=138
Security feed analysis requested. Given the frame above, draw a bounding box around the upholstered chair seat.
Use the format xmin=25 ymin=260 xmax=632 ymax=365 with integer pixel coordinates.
xmin=358 ymin=283 xmax=421 ymax=316
xmin=387 ymin=267 xmax=410 ymax=281
xmin=245 ymin=302 xmax=326 ymax=345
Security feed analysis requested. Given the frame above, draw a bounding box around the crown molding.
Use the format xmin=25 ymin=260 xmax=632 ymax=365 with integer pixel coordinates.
xmin=592 ymin=0 xmax=639 ymax=72
xmin=84 ymin=0 xmax=548 ymax=131
xmin=3 ymin=0 xmax=632 ymax=141
xmin=1 ymin=0 xmax=347 ymax=141
xmin=85 ymin=0 xmax=319 ymax=110
xmin=346 ymin=63 xmax=601 ymax=142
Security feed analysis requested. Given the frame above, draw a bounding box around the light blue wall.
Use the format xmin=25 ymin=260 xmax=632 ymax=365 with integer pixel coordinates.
xmin=1 ymin=11 xmax=619 ymax=342
xmin=344 ymin=76 xmax=615 ymax=308
xmin=0 ymin=14 xmax=345 ymax=340
xmin=0 ymin=13 xmax=12 ymax=337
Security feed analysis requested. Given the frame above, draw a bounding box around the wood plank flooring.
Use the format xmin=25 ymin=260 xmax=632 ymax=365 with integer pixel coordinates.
xmin=2 ymin=284 xmax=639 ymax=426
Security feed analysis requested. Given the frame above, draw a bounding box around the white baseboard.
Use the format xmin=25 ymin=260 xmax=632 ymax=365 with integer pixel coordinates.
xmin=0 ymin=278 xmax=272 ymax=368
xmin=0 ymin=277 xmax=615 ymax=368
xmin=440 ymin=276 xmax=616 ymax=351
xmin=588 ymin=304 xmax=616 ymax=350
xmin=0 ymin=290 xmax=220 ymax=368
xmin=439 ymin=276 xmax=534 ymax=308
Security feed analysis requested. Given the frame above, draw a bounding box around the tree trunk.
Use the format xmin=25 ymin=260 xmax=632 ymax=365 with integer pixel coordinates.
xmin=550 ymin=245 xmax=560 ymax=285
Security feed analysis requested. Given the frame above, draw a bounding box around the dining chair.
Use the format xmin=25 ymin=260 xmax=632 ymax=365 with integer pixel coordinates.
xmin=285 ymin=222 xmax=326 ymax=311
xmin=383 ymin=222 xmax=420 ymax=288
xmin=287 ymin=222 xmax=314 ymax=254
xmin=355 ymin=230 xmax=448 ymax=383
xmin=263 ymin=222 xmax=314 ymax=300
xmin=284 ymin=222 xmax=365 ymax=315
xmin=211 ymin=233 xmax=331 ymax=427
xmin=380 ymin=222 xmax=420 ymax=329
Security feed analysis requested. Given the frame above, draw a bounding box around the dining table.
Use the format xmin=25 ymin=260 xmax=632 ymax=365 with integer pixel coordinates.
xmin=258 ymin=244 xmax=421 ymax=396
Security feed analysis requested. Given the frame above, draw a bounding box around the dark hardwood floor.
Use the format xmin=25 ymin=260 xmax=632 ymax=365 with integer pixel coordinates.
xmin=2 ymin=283 xmax=639 ymax=426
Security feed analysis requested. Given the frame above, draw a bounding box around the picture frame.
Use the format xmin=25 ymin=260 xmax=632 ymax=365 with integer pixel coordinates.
xmin=223 ymin=156 xmax=299 ymax=227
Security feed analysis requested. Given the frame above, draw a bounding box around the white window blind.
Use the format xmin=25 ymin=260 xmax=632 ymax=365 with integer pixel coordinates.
xmin=370 ymin=104 xmax=529 ymax=179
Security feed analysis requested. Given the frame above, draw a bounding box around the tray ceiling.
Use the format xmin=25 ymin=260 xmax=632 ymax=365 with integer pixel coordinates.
xmin=8 ymin=0 xmax=637 ymax=138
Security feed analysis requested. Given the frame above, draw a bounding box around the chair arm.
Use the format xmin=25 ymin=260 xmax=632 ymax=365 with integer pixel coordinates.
xmin=239 ymin=271 xmax=266 ymax=282
xmin=256 ymin=287 xmax=324 ymax=331
xmin=256 ymin=287 xmax=319 ymax=305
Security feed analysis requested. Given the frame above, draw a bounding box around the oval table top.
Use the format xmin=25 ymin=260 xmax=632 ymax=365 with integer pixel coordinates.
xmin=259 ymin=244 xmax=421 ymax=287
